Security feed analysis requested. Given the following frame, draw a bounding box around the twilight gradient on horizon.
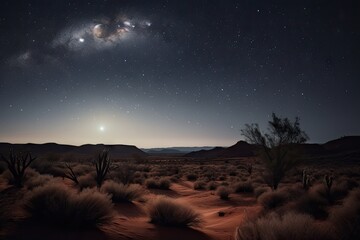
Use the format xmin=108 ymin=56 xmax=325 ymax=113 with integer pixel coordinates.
xmin=0 ymin=0 xmax=359 ymax=148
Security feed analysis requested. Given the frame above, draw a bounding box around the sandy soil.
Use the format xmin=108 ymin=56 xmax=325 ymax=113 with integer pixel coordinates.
xmin=2 ymin=180 xmax=261 ymax=240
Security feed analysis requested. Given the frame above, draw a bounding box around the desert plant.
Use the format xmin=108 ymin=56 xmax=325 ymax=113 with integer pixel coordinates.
xmin=246 ymin=163 xmax=253 ymax=176
xmin=302 ymin=169 xmax=311 ymax=190
xmin=101 ymin=181 xmax=143 ymax=203
xmin=329 ymin=189 xmax=360 ymax=240
xmin=324 ymin=174 xmax=333 ymax=200
xmin=24 ymin=173 xmax=55 ymax=190
xmin=145 ymin=177 xmax=171 ymax=190
xmin=206 ymin=181 xmax=219 ymax=190
xmin=193 ymin=180 xmax=207 ymax=190
xmin=216 ymin=186 xmax=231 ymax=200
xmin=147 ymin=196 xmax=202 ymax=227
xmin=112 ymin=162 xmax=136 ymax=184
xmin=25 ymin=183 xmax=113 ymax=227
xmin=235 ymin=212 xmax=333 ymax=240
xmin=78 ymin=173 xmax=97 ymax=189
xmin=63 ymin=163 xmax=79 ymax=184
xmin=94 ymin=150 xmax=112 ymax=187
xmin=0 ymin=150 xmax=36 ymax=187
xmin=258 ymin=190 xmax=289 ymax=210
xmin=241 ymin=113 xmax=309 ymax=190
xmin=186 ymin=173 xmax=198 ymax=181
xmin=158 ymin=177 xmax=171 ymax=189
xmin=233 ymin=181 xmax=254 ymax=193
xmin=254 ymin=186 xmax=270 ymax=198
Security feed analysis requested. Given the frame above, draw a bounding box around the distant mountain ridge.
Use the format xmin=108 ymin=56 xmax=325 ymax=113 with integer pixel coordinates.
xmin=184 ymin=141 xmax=255 ymax=158
xmin=142 ymin=146 xmax=215 ymax=154
xmin=184 ymin=136 xmax=360 ymax=159
xmin=0 ymin=142 xmax=147 ymax=159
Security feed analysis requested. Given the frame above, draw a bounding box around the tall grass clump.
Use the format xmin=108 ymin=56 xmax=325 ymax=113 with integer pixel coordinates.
xmin=101 ymin=180 xmax=143 ymax=203
xmin=216 ymin=186 xmax=231 ymax=200
xmin=233 ymin=181 xmax=254 ymax=193
xmin=329 ymin=189 xmax=360 ymax=240
xmin=235 ymin=212 xmax=333 ymax=240
xmin=145 ymin=177 xmax=171 ymax=189
xmin=25 ymin=183 xmax=113 ymax=228
xmin=147 ymin=196 xmax=202 ymax=227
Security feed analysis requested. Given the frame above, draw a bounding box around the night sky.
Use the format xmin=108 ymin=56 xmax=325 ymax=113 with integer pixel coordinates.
xmin=0 ymin=0 xmax=359 ymax=147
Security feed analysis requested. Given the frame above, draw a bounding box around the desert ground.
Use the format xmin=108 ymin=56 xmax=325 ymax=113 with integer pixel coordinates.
xmin=0 ymin=139 xmax=360 ymax=240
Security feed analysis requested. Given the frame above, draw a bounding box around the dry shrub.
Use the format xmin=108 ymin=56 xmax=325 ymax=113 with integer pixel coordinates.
xmin=235 ymin=212 xmax=333 ymax=240
xmin=71 ymin=163 xmax=93 ymax=176
xmin=186 ymin=174 xmax=198 ymax=181
xmin=147 ymin=196 xmax=202 ymax=227
xmin=254 ymin=186 xmax=271 ymax=198
xmin=24 ymin=173 xmax=56 ymax=190
xmin=145 ymin=178 xmax=158 ymax=188
xmin=101 ymin=180 xmax=143 ymax=203
xmin=145 ymin=177 xmax=171 ymax=190
xmin=258 ymin=190 xmax=289 ymax=210
xmin=25 ymin=183 xmax=113 ymax=227
xmin=159 ymin=177 xmax=171 ymax=189
xmin=193 ymin=180 xmax=207 ymax=190
xmin=78 ymin=173 xmax=97 ymax=189
xmin=0 ymin=161 xmax=6 ymax=174
xmin=216 ymin=186 xmax=231 ymax=200
xmin=293 ymin=189 xmax=328 ymax=219
xmin=329 ymin=189 xmax=360 ymax=240
xmin=330 ymin=181 xmax=350 ymax=202
xmin=233 ymin=181 xmax=254 ymax=193
xmin=206 ymin=181 xmax=219 ymax=190
xmin=30 ymin=159 xmax=63 ymax=176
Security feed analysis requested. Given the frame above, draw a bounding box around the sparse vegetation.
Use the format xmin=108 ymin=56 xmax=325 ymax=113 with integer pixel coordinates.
xmin=101 ymin=180 xmax=143 ymax=203
xmin=145 ymin=177 xmax=171 ymax=189
xmin=0 ymin=150 xmax=36 ymax=187
xmin=147 ymin=196 xmax=202 ymax=227
xmin=216 ymin=186 xmax=231 ymax=200
xmin=235 ymin=212 xmax=333 ymax=240
xmin=94 ymin=150 xmax=112 ymax=187
xmin=241 ymin=113 xmax=309 ymax=190
xmin=63 ymin=163 xmax=79 ymax=184
xmin=233 ymin=181 xmax=254 ymax=193
xmin=24 ymin=183 xmax=113 ymax=227
xmin=302 ymin=169 xmax=311 ymax=190
xmin=193 ymin=180 xmax=207 ymax=190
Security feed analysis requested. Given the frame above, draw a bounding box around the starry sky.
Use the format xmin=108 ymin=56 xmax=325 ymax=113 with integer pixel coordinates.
xmin=0 ymin=0 xmax=359 ymax=148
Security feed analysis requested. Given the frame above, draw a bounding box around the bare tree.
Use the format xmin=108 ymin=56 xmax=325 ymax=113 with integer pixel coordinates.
xmin=0 ymin=150 xmax=36 ymax=187
xmin=241 ymin=113 xmax=308 ymax=190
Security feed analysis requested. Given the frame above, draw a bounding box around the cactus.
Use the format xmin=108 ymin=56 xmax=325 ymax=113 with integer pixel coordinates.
xmin=64 ymin=163 xmax=79 ymax=184
xmin=94 ymin=150 xmax=111 ymax=187
xmin=323 ymin=174 xmax=333 ymax=200
xmin=302 ymin=169 xmax=310 ymax=190
xmin=0 ymin=149 xmax=36 ymax=187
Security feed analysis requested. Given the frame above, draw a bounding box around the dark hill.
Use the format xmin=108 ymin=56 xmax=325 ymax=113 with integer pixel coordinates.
xmin=0 ymin=142 xmax=147 ymax=159
xmin=218 ymin=141 xmax=256 ymax=158
xmin=185 ymin=141 xmax=255 ymax=159
xmin=184 ymin=147 xmax=226 ymax=158
xmin=323 ymin=136 xmax=360 ymax=153
xmin=184 ymin=136 xmax=360 ymax=159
